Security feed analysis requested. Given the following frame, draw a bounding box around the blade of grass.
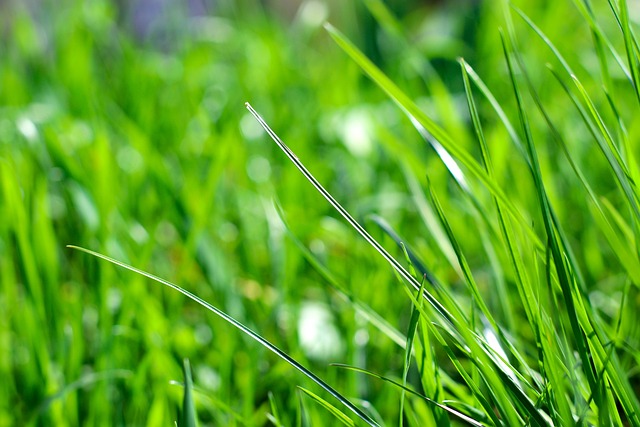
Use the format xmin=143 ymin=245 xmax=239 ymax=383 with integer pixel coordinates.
xmin=399 ymin=271 xmax=431 ymax=427
xmin=499 ymin=23 xmax=640 ymax=424
xmin=617 ymin=0 xmax=640 ymax=105
xmin=244 ymin=102 xmax=458 ymax=328
xmin=298 ymin=387 xmax=355 ymax=427
xmin=500 ymin=24 xmax=599 ymax=394
xmin=323 ymin=23 xmax=544 ymax=251
xmin=247 ymin=102 xmax=545 ymax=426
xmin=180 ymin=359 xmax=198 ymax=427
xmin=67 ymin=245 xmax=380 ymax=427
xmin=332 ymin=364 xmax=485 ymax=427
xmin=511 ymin=5 xmax=640 ymax=223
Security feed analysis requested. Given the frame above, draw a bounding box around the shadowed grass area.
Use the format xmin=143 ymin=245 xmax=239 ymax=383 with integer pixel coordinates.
xmin=1 ymin=0 xmax=639 ymax=425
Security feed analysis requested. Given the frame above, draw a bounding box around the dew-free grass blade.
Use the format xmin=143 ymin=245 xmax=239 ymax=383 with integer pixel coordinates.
xmin=323 ymin=23 xmax=542 ymax=248
xmin=244 ymin=102 xmax=457 ymax=328
xmin=332 ymin=364 xmax=485 ymax=427
xmin=500 ymin=28 xmax=640 ymax=425
xmin=367 ymin=214 xmax=434 ymax=285
xmin=617 ymin=0 xmax=640 ymax=105
xmin=267 ymin=391 xmax=285 ymax=427
xmin=298 ymin=387 xmax=355 ymax=427
xmin=67 ymin=245 xmax=379 ymax=427
xmin=180 ymin=359 xmax=198 ymax=427
xmin=245 ymin=102 xmax=529 ymax=424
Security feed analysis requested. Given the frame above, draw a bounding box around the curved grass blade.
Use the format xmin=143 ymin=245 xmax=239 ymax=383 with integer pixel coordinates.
xmin=267 ymin=391 xmax=285 ymax=427
xmin=323 ymin=23 xmax=543 ymax=250
xmin=180 ymin=359 xmax=198 ymax=427
xmin=246 ymin=102 xmax=538 ymax=426
xmin=498 ymin=27 xmax=640 ymax=424
xmin=511 ymin=4 xmax=640 ymax=222
xmin=244 ymin=102 xmax=458 ymax=329
xmin=298 ymin=387 xmax=355 ymax=427
xmin=67 ymin=245 xmax=379 ymax=427
xmin=332 ymin=364 xmax=485 ymax=427
xmin=569 ymin=0 xmax=632 ymax=82
xmin=458 ymin=59 xmax=527 ymax=166
xmin=367 ymin=214 xmax=433 ymax=285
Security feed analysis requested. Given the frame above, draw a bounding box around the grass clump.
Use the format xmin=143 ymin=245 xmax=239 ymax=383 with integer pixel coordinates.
xmin=2 ymin=0 xmax=640 ymax=425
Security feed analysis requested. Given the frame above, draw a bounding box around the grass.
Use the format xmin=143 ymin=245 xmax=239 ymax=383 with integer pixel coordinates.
xmin=1 ymin=0 xmax=640 ymax=425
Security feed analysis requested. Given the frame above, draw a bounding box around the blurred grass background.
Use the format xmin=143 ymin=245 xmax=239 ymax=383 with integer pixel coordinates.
xmin=1 ymin=0 xmax=639 ymax=425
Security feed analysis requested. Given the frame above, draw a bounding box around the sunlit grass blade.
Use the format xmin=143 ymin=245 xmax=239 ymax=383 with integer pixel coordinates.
xmin=512 ymin=45 xmax=640 ymax=290
xmin=332 ymin=364 xmax=484 ymax=427
xmin=323 ymin=23 xmax=543 ymax=248
xmin=488 ymin=15 xmax=640 ymax=289
xmin=458 ymin=60 xmax=529 ymax=172
xmin=570 ymin=0 xmax=632 ymax=82
xmin=298 ymin=387 xmax=355 ymax=427
xmin=510 ymin=4 xmax=640 ymax=223
xmin=400 ymin=271 xmax=430 ymax=427
xmin=499 ymin=25 xmax=640 ymax=424
xmin=67 ymin=245 xmax=379 ymax=427
xmin=244 ymin=102 xmax=457 ymax=328
xmin=245 ymin=102 xmax=539 ymax=425
xmin=617 ymin=0 xmax=640 ymax=105
xmin=267 ymin=391 xmax=285 ymax=427
xmin=500 ymin=23 xmax=599 ymax=390
xmin=180 ymin=359 xmax=198 ymax=427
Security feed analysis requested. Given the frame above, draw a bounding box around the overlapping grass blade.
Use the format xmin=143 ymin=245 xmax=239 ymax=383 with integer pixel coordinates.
xmin=67 ymin=245 xmax=379 ymax=427
xmin=512 ymin=4 xmax=640 ymax=224
xmin=247 ymin=101 xmax=556 ymax=426
xmin=244 ymin=103 xmax=456 ymax=328
xmin=323 ymin=23 xmax=543 ymax=249
xmin=331 ymin=365 xmax=484 ymax=427
xmin=500 ymin=22 xmax=640 ymax=424
xmin=298 ymin=387 xmax=355 ymax=427
xmin=399 ymin=269 xmax=429 ymax=427
xmin=500 ymin=22 xmax=598 ymax=392
xmin=617 ymin=0 xmax=640 ymax=104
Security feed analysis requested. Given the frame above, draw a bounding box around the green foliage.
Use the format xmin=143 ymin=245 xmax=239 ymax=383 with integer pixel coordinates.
xmin=2 ymin=0 xmax=640 ymax=425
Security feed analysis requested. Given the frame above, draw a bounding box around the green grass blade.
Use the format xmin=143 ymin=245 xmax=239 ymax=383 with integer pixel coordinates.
xmin=331 ymin=365 xmax=484 ymax=427
xmin=618 ymin=0 xmax=640 ymax=105
xmin=497 ymin=26 xmax=640 ymax=424
xmin=298 ymin=387 xmax=355 ymax=427
xmin=246 ymin=102 xmax=543 ymax=425
xmin=67 ymin=245 xmax=380 ymax=427
xmin=458 ymin=60 xmax=526 ymax=162
xmin=500 ymin=24 xmax=599 ymax=390
xmin=570 ymin=0 xmax=632 ymax=83
xmin=180 ymin=359 xmax=198 ymax=427
xmin=267 ymin=391 xmax=285 ymax=427
xmin=569 ymin=76 xmax=640 ymax=220
xmin=323 ymin=23 xmax=543 ymax=249
xmin=244 ymin=102 xmax=458 ymax=328
xmin=400 ymin=274 xmax=429 ymax=427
